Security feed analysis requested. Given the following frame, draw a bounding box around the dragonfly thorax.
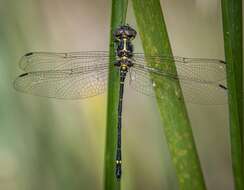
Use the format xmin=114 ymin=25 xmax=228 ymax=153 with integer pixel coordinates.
xmin=116 ymin=39 xmax=133 ymax=58
xmin=114 ymin=25 xmax=136 ymax=71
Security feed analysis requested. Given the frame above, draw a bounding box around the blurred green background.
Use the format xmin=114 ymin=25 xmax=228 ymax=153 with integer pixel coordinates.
xmin=0 ymin=0 xmax=233 ymax=189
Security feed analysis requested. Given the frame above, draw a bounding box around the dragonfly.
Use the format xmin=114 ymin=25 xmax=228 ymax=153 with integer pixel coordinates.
xmin=14 ymin=25 xmax=227 ymax=180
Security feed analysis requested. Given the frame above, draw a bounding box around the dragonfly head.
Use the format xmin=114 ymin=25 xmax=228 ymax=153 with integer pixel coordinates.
xmin=114 ymin=25 xmax=137 ymax=41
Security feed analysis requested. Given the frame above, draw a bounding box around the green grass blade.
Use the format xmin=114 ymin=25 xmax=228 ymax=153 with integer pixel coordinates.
xmin=221 ymin=1 xmax=244 ymax=189
xmin=104 ymin=0 xmax=128 ymax=189
xmin=131 ymin=1 xmax=206 ymax=189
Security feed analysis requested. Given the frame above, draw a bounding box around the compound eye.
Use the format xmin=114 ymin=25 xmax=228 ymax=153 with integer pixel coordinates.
xmin=124 ymin=30 xmax=129 ymax=36
xmin=126 ymin=29 xmax=137 ymax=40
xmin=131 ymin=30 xmax=137 ymax=37
xmin=114 ymin=31 xmax=122 ymax=40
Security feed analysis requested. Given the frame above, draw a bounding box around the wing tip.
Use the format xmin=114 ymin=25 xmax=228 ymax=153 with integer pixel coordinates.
xmin=219 ymin=60 xmax=226 ymax=64
xmin=19 ymin=73 xmax=29 ymax=77
xmin=24 ymin=52 xmax=34 ymax=57
xmin=219 ymin=84 xmax=227 ymax=90
xmin=19 ymin=53 xmax=34 ymax=71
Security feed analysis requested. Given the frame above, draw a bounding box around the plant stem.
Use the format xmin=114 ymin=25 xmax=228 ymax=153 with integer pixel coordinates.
xmin=104 ymin=0 xmax=128 ymax=189
xmin=131 ymin=0 xmax=206 ymax=189
xmin=221 ymin=0 xmax=244 ymax=189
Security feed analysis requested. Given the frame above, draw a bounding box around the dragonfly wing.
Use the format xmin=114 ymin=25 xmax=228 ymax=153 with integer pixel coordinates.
xmin=128 ymin=66 xmax=156 ymax=97
xmin=14 ymin=67 xmax=108 ymax=99
xmin=179 ymin=79 xmax=227 ymax=105
xmin=19 ymin=51 xmax=110 ymax=72
xmin=130 ymin=61 xmax=227 ymax=105
xmin=133 ymin=54 xmax=226 ymax=83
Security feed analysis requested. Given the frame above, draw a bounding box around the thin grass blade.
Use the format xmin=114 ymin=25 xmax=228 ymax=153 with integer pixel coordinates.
xmin=221 ymin=0 xmax=244 ymax=189
xmin=131 ymin=0 xmax=206 ymax=189
xmin=104 ymin=0 xmax=128 ymax=189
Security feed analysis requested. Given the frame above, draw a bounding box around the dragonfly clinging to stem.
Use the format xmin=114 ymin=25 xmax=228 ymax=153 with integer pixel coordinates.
xmin=14 ymin=25 xmax=227 ymax=180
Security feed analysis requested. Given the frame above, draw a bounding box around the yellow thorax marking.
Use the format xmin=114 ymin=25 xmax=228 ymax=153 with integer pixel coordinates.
xmin=123 ymin=38 xmax=127 ymax=51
